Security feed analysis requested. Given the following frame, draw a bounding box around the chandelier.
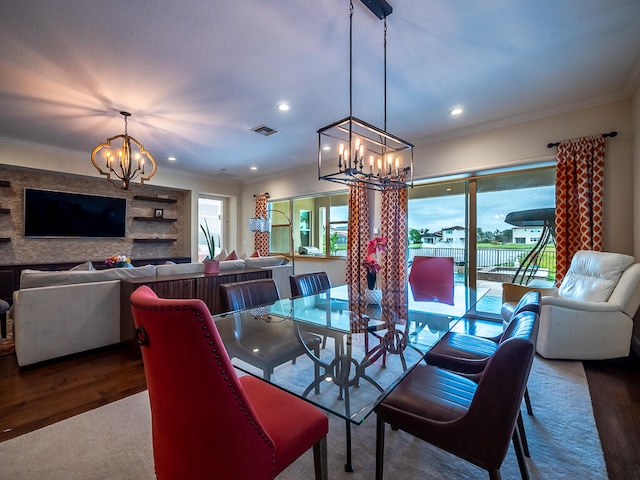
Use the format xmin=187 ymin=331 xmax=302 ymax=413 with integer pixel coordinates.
xmin=91 ymin=111 xmax=157 ymax=190
xmin=317 ymin=0 xmax=413 ymax=191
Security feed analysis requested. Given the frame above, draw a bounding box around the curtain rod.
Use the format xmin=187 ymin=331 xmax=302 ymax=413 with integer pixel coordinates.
xmin=546 ymin=131 xmax=617 ymax=148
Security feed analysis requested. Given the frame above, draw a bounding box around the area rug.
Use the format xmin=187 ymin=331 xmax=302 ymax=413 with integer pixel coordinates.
xmin=0 ymin=357 xmax=607 ymax=479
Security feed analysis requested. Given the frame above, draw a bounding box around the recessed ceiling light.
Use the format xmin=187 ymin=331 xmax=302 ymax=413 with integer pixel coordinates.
xmin=167 ymin=156 xmax=176 ymax=161
xmin=277 ymin=102 xmax=290 ymax=112
xmin=250 ymin=166 xmax=258 ymax=171
xmin=449 ymin=107 xmax=463 ymax=116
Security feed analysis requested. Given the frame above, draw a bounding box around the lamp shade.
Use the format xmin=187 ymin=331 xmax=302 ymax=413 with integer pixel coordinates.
xmin=249 ymin=217 xmax=270 ymax=233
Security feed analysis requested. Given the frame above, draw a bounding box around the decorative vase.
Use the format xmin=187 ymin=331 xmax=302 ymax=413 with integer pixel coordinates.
xmin=366 ymin=271 xmax=377 ymax=290
xmin=204 ymin=259 xmax=220 ymax=274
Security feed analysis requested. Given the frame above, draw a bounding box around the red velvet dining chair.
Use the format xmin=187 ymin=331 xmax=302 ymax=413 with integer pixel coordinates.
xmin=408 ymin=256 xmax=455 ymax=304
xmin=130 ymin=286 xmax=329 ymax=480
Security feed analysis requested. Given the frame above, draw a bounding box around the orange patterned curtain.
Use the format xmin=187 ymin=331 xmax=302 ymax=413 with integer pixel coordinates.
xmin=254 ymin=194 xmax=269 ymax=256
xmin=346 ymin=184 xmax=370 ymax=295
xmin=555 ymin=134 xmax=605 ymax=285
xmin=380 ymin=186 xmax=408 ymax=318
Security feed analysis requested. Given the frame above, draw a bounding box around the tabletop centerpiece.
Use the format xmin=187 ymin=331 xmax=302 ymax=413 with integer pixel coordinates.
xmin=363 ymin=235 xmax=387 ymax=290
xmin=105 ymin=255 xmax=133 ymax=268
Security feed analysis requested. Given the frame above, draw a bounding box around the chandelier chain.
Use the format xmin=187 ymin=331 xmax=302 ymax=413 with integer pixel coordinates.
xmin=384 ymin=18 xmax=387 ymax=132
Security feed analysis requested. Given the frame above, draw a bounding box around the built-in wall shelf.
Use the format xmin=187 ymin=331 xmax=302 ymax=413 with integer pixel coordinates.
xmin=133 ymin=195 xmax=177 ymax=204
xmin=0 ymin=208 xmax=9 ymax=215
xmin=0 ymin=238 xmax=10 ymax=243
xmin=133 ymin=216 xmax=177 ymax=223
xmin=0 ymin=180 xmax=10 ymax=188
xmin=133 ymin=238 xmax=177 ymax=244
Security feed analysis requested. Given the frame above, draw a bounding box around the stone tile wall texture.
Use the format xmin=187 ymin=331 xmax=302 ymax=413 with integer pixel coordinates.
xmin=0 ymin=164 xmax=188 ymax=265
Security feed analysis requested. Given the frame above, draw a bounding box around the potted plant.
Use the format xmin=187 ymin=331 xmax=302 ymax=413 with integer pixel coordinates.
xmin=363 ymin=236 xmax=387 ymax=289
xmin=200 ymin=219 xmax=220 ymax=274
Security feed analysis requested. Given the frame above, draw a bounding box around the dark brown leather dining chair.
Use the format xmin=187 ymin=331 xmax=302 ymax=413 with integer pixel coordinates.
xmin=424 ymin=294 xmax=540 ymax=456
xmin=220 ymin=278 xmax=281 ymax=312
xmin=375 ymin=336 xmax=536 ymax=480
xmin=219 ymin=278 xmax=322 ymax=381
xmin=289 ymin=272 xmax=332 ymax=298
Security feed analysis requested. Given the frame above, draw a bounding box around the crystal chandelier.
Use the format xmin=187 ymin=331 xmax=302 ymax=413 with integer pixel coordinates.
xmin=91 ymin=111 xmax=157 ymax=190
xmin=317 ymin=0 xmax=413 ymax=191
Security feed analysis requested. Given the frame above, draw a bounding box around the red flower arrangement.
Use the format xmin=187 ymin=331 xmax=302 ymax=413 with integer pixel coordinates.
xmin=363 ymin=236 xmax=388 ymax=273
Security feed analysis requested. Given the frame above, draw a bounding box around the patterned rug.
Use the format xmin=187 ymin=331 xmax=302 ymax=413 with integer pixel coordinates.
xmin=0 ymin=356 xmax=607 ymax=479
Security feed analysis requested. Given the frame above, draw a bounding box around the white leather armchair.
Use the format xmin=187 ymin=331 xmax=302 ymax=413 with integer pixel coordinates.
xmin=501 ymin=250 xmax=640 ymax=360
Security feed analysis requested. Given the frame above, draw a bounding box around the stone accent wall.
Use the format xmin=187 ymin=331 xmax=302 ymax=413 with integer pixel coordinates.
xmin=0 ymin=164 xmax=189 ymax=265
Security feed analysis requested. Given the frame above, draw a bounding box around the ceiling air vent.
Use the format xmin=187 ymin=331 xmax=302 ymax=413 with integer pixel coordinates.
xmin=252 ymin=125 xmax=278 ymax=137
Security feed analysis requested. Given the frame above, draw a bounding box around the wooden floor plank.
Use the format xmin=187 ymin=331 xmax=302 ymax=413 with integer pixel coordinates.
xmin=584 ymin=352 xmax=640 ymax=480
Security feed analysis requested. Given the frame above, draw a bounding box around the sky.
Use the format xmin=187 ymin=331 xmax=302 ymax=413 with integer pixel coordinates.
xmin=408 ymin=185 xmax=555 ymax=233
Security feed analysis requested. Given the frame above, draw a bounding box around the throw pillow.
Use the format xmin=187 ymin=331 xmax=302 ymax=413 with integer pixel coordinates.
xmin=250 ymin=251 xmax=261 ymax=257
xmin=226 ymin=250 xmax=239 ymax=261
xmin=70 ymin=261 xmax=94 ymax=271
xmin=214 ymin=249 xmax=228 ymax=261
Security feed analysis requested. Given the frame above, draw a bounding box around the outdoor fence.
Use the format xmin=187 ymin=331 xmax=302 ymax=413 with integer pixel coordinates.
xmin=408 ymin=246 xmax=556 ymax=273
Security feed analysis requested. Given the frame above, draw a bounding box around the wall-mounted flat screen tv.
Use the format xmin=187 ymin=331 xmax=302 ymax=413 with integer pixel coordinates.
xmin=24 ymin=188 xmax=127 ymax=238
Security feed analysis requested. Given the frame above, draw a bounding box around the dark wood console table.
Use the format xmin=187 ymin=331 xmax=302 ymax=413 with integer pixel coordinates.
xmin=120 ymin=268 xmax=271 ymax=356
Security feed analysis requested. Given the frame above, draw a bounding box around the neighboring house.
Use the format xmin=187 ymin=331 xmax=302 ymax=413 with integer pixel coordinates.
xmin=439 ymin=226 xmax=466 ymax=246
xmin=421 ymin=232 xmax=441 ymax=244
xmin=512 ymin=227 xmax=543 ymax=245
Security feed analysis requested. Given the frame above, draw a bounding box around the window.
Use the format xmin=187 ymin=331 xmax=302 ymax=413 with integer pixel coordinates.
xmin=329 ymin=193 xmax=348 ymax=257
xmin=268 ymin=200 xmax=291 ymax=255
xmin=268 ymin=192 xmax=348 ymax=257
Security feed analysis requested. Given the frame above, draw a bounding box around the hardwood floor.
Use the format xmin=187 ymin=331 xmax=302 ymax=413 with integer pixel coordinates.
xmin=1 ymin=344 xmax=639 ymax=479
xmin=0 ymin=345 xmax=146 ymax=442
xmin=584 ymin=352 xmax=640 ymax=479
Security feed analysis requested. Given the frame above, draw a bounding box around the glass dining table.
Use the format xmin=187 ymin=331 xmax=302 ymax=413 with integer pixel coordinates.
xmin=213 ymin=282 xmax=488 ymax=472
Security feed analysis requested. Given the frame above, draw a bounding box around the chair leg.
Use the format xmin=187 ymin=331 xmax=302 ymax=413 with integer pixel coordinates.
xmin=488 ymin=469 xmax=502 ymax=480
xmin=512 ymin=428 xmax=531 ymax=480
xmin=517 ymin=412 xmax=530 ymax=457
xmin=313 ymin=435 xmax=328 ymax=480
xmin=375 ymin=416 xmax=386 ymax=480
xmin=524 ymin=386 xmax=533 ymax=415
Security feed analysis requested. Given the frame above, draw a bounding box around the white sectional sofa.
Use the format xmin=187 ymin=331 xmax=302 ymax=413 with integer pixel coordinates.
xmin=11 ymin=257 xmax=292 ymax=367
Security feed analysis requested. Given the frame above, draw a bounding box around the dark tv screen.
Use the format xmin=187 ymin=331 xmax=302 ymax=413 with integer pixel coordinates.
xmin=24 ymin=188 xmax=127 ymax=238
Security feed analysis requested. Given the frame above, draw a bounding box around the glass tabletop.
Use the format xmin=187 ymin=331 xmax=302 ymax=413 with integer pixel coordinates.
xmin=213 ymin=283 xmax=488 ymax=424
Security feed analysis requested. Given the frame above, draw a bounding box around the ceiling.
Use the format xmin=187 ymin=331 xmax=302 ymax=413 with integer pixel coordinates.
xmin=1 ymin=0 xmax=640 ymax=182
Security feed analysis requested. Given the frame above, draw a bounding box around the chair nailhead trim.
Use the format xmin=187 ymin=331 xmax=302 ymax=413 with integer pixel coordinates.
xmin=179 ymin=309 xmax=277 ymax=460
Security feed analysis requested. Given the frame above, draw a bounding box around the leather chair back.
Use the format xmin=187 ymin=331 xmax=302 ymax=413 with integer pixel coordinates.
xmin=502 ymin=310 xmax=540 ymax=346
xmin=376 ymin=335 xmax=535 ymax=479
xmin=289 ymin=272 xmax=331 ymax=298
xmin=220 ymin=278 xmax=279 ymax=312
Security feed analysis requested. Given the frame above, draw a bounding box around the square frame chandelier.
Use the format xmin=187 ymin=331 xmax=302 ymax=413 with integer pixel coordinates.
xmin=317 ymin=0 xmax=413 ymax=191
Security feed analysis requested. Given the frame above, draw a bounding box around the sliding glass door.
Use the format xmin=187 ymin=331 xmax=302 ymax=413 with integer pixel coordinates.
xmin=408 ymin=166 xmax=555 ymax=318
